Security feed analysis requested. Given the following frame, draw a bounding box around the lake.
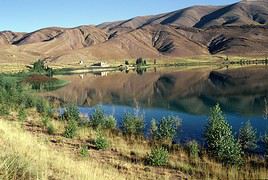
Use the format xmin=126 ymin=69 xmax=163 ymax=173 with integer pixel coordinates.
xmin=45 ymin=65 xmax=268 ymax=147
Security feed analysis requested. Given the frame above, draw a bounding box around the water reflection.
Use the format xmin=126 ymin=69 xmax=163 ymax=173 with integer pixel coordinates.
xmin=45 ymin=66 xmax=268 ymax=143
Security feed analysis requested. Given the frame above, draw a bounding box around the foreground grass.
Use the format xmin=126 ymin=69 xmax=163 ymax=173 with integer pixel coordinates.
xmin=0 ymin=119 xmax=126 ymax=180
xmin=1 ymin=108 xmax=266 ymax=179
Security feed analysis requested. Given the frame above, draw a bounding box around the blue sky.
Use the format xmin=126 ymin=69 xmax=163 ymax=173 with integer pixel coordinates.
xmin=0 ymin=0 xmax=238 ymax=32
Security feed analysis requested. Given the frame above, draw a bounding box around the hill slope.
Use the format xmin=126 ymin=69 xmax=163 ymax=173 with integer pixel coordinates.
xmin=0 ymin=1 xmax=268 ymax=64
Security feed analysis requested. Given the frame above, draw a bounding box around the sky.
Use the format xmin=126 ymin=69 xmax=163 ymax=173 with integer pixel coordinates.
xmin=0 ymin=0 xmax=239 ymax=32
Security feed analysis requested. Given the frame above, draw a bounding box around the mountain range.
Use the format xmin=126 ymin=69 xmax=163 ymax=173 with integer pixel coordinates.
xmin=0 ymin=0 xmax=268 ymax=64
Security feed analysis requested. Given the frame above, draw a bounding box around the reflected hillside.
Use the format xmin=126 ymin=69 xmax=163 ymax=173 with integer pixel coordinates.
xmin=46 ymin=66 xmax=268 ymax=116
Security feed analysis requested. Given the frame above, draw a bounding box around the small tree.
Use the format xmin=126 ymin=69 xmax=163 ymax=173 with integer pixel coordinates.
xmin=238 ymin=121 xmax=257 ymax=152
xmin=263 ymin=132 xmax=268 ymax=157
xmin=204 ymin=104 xmax=242 ymax=166
xmin=136 ymin=57 xmax=143 ymax=65
xmin=150 ymin=116 xmax=181 ymax=144
xmin=18 ymin=108 xmax=27 ymax=122
xmin=64 ymin=120 xmax=78 ymax=138
xmin=80 ymin=145 xmax=89 ymax=157
xmin=122 ymin=113 xmax=144 ymax=136
xmin=147 ymin=147 xmax=169 ymax=166
xmin=90 ymin=107 xmax=116 ymax=130
xmin=47 ymin=123 xmax=55 ymax=135
xmin=90 ymin=107 xmax=105 ymax=128
xmin=95 ymin=132 xmax=109 ymax=150
xmin=63 ymin=104 xmax=80 ymax=122
xmin=186 ymin=140 xmax=199 ymax=159
xmin=31 ymin=59 xmax=46 ymax=73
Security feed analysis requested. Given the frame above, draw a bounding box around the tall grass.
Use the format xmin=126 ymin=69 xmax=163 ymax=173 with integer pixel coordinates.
xmin=0 ymin=120 xmax=125 ymax=180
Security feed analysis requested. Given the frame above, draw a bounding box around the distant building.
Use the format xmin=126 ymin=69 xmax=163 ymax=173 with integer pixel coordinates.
xmin=92 ymin=62 xmax=109 ymax=67
xmin=79 ymin=60 xmax=84 ymax=65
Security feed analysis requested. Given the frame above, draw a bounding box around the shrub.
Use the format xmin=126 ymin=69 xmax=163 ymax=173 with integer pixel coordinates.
xmin=35 ymin=98 xmax=51 ymax=115
xmin=122 ymin=113 xmax=144 ymax=136
xmin=63 ymin=104 xmax=80 ymax=122
xmin=150 ymin=116 xmax=181 ymax=144
xmin=90 ymin=107 xmax=105 ymax=128
xmin=238 ymin=120 xmax=257 ymax=152
xmin=64 ymin=120 xmax=78 ymax=138
xmin=0 ymin=104 xmax=9 ymax=116
xmin=41 ymin=115 xmax=50 ymax=127
xmin=186 ymin=140 xmax=199 ymax=159
xmin=18 ymin=108 xmax=27 ymax=122
xmin=90 ymin=107 xmax=117 ymax=130
xmin=103 ymin=115 xmax=116 ymax=129
xmin=147 ymin=147 xmax=169 ymax=166
xmin=204 ymin=104 xmax=242 ymax=166
xmin=47 ymin=123 xmax=55 ymax=135
xmin=80 ymin=145 xmax=89 ymax=157
xmin=31 ymin=59 xmax=46 ymax=73
xmin=95 ymin=132 xmax=109 ymax=150
xmin=263 ymin=132 xmax=268 ymax=156
xmin=150 ymin=119 xmax=158 ymax=140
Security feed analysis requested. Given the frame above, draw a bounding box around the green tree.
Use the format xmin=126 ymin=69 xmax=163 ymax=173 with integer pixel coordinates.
xmin=204 ymin=104 xmax=242 ymax=166
xmin=238 ymin=121 xmax=257 ymax=152
xmin=95 ymin=131 xmax=109 ymax=150
xmin=90 ymin=107 xmax=116 ymax=130
xmin=150 ymin=116 xmax=181 ymax=144
xmin=64 ymin=120 xmax=78 ymax=138
xmin=63 ymin=104 xmax=80 ymax=122
xmin=122 ymin=113 xmax=144 ymax=136
xmin=186 ymin=140 xmax=199 ymax=159
xmin=18 ymin=108 xmax=27 ymax=122
xmin=31 ymin=59 xmax=46 ymax=73
xmin=263 ymin=132 xmax=268 ymax=157
xmin=147 ymin=147 xmax=169 ymax=166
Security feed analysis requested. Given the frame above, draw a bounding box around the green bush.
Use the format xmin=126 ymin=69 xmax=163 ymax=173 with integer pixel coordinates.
xmin=41 ymin=115 xmax=50 ymax=127
xmin=263 ymin=132 xmax=268 ymax=156
xmin=204 ymin=104 xmax=242 ymax=166
xmin=35 ymin=98 xmax=51 ymax=115
xmin=63 ymin=104 xmax=80 ymax=122
xmin=80 ymin=145 xmax=89 ymax=157
xmin=64 ymin=120 xmax=78 ymax=138
xmin=150 ymin=116 xmax=181 ymax=144
xmin=47 ymin=123 xmax=55 ymax=135
xmin=147 ymin=147 xmax=169 ymax=166
xmin=0 ymin=104 xmax=9 ymax=116
xmin=122 ymin=113 xmax=144 ymax=136
xmin=186 ymin=140 xmax=199 ymax=159
xmin=18 ymin=108 xmax=27 ymax=122
xmin=90 ymin=107 xmax=105 ymax=128
xmin=90 ymin=107 xmax=117 ymax=130
xmin=95 ymin=133 xmax=109 ymax=150
xmin=103 ymin=115 xmax=116 ymax=129
xmin=238 ymin=120 xmax=257 ymax=152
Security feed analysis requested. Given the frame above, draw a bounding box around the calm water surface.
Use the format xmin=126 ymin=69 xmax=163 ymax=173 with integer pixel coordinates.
xmin=47 ymin=66 xmax=268 ymax=146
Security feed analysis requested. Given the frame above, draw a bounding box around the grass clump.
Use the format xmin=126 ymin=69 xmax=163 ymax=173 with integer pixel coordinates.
xmin=146 ymin=147 xmax=169 ymax=166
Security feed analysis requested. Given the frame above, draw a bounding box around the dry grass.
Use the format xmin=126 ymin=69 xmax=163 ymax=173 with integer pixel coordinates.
xmin=0 ymin=119 xmax=126 ymax=180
